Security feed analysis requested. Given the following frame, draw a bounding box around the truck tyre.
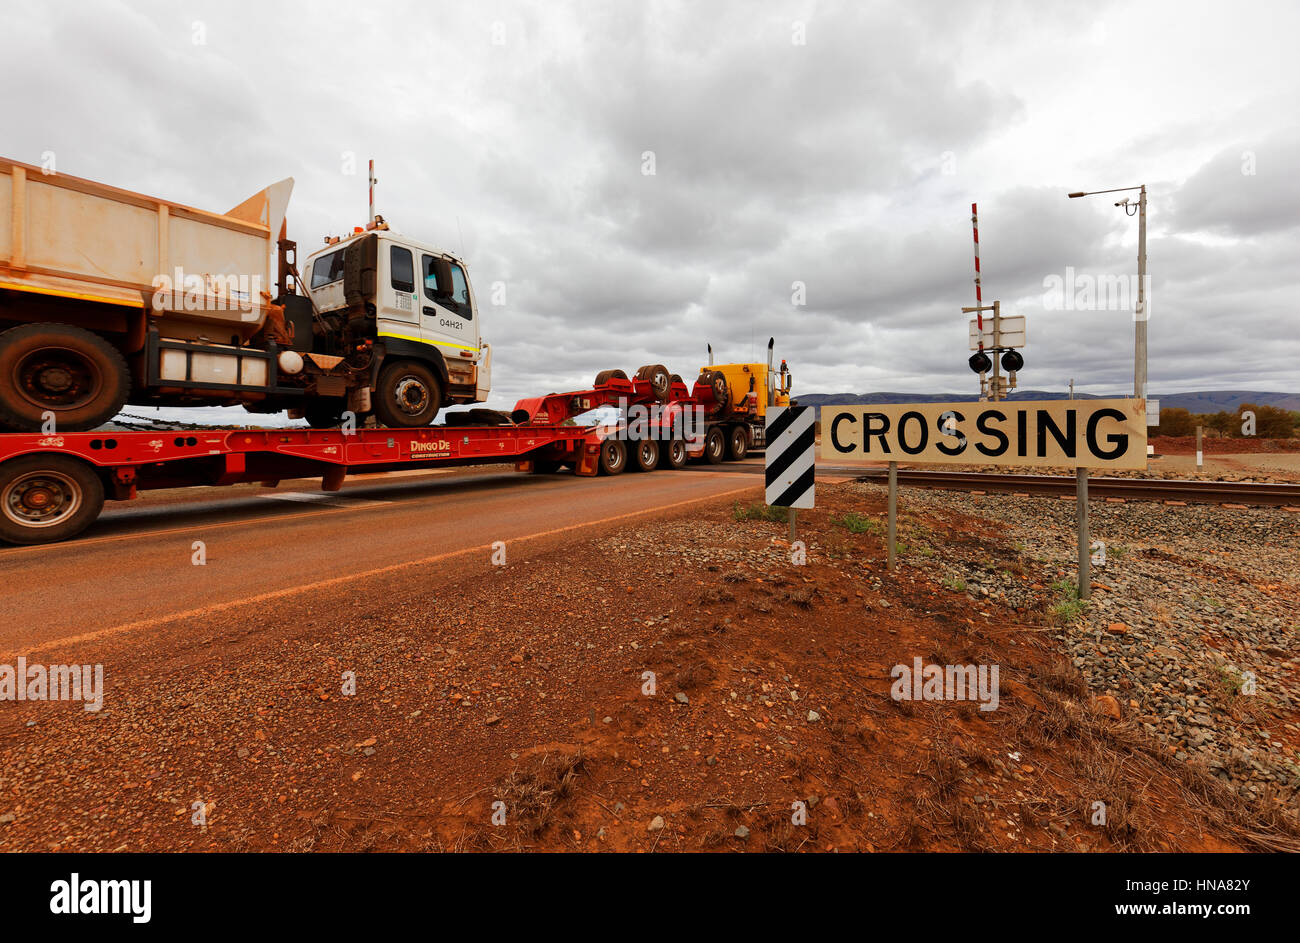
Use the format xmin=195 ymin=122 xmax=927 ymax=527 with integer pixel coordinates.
xmin=635 ymin=364 xmax=672 ymax=402
xmin=0 ymin=323 xmax=130 ymax=432
xmin=703 ymin=426 xmax=726 ymax=464
xmin=629 ymin=438 xmax=659 ymax=472
xmin=594 ymin=368 xmax=628 ymax=387
xmin=374 ymin=360 xmax=442 ymax=427
xmin=727 ymin=424 xmax=749 ymax=460
xmin=700 ymin=370 xmax=729 ymax=417
xmin=303 ymin=399 xmax=346 ymax=428
xmin=0 ymin=455 xmax=105 ymax=545
xmin=598 ymin=438 xmax=627 ymax=475
xmin=659 ymin=438 xmax=688 ymax=470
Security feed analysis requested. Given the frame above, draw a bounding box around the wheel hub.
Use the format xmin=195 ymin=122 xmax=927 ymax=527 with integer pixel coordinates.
xmin=3 ymin=473 xmax=80 ymax=527
xmin=15 ymin=347 xmax=100 ymax=409
xmin=393 ymin=377 xmax=430 ymax=415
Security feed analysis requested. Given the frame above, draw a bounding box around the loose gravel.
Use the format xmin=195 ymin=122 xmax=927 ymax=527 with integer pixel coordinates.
xmin=846 ymin=481 xmax=1300 ymax=806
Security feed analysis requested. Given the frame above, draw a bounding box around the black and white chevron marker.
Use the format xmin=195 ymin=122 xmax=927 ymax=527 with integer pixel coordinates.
xmin=764 ymin=405 xmax=815 ymax=508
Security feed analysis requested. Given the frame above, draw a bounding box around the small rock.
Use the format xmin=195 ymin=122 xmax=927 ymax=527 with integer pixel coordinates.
xmin=674 ymin=692 xmax=689 ymax=705
xmin=647 ymin=815 xmax=665 ymax=832
xmin=1091 ymin=695 xmax=1122 ymax=720
xmin=734 ymin=825 xmax=750 ymax=840
xmin=807 ymin=710 xmax=821 ymax=723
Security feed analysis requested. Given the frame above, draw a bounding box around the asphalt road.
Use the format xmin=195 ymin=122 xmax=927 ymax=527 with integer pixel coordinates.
xmin=0 ymin=460 xmax=779 ymax=654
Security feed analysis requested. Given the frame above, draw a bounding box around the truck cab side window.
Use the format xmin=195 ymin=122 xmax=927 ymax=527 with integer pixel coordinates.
xmin=422 ymin=255 xmax=472 ymax=320
xmin=390 ymin=246 xmax=415 ymax=294
xmin=311 ymin=249 xmax=345 ymax=289
xmin=449 ymin=264 xmax=472 ymax=318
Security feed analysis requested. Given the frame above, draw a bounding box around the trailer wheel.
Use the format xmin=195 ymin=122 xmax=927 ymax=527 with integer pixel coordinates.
xmin=0 ymin=455 xmax=105 ymax=545
xmin=635 ymin=364 xmax=672 ymax=402
xmin=659 ymin=438 xmax=688 ymax=469
xmin=598 ymin=438 xmax=627 ymax=475
xmin=0 ymin=323 xmax=130 ymax=432
xmin=703 ymin=426 xmax=726 ymax=464
xmin=594 ymin=368 xmax=628 ymax=387
xmin=374 ymin=360 xmax=442 ymax=427
xmin=727 ymin=424 xmax=749 ymax=460
xmin=629 ymin=438 xmax=659 ymax=472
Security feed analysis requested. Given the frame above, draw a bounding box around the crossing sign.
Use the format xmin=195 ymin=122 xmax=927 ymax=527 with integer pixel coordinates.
xmin=765 ymin=405 xmax=815 ymax=508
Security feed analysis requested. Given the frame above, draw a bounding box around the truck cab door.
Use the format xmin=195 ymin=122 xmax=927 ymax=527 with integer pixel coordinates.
xmin=419 ymin=254 xmax=480 ymax=361
xmin=379 ymin=243 xmax=421 ymax=341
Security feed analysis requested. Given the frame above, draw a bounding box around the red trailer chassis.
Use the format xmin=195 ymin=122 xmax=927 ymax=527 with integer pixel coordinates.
xmin=0 ymin=372 xmax=723 ymax=545
xmin=0 ymin=423 xmax=605 ymax=545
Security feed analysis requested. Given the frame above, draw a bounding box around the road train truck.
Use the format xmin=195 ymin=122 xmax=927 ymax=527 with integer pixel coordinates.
xmin=0 ymin=157 xmax=490 ymax=431
xmin=690 ymin=337 xmax=794 ymax=462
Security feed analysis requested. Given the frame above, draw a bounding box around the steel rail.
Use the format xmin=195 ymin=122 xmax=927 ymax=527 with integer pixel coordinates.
xmin=852 ymin=469 xmax=1300 ymax=506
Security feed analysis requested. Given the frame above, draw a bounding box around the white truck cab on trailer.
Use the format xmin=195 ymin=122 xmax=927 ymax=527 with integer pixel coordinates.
xmin=303 ymin=231 xmax=484 ymax=376
xmin=287 ymin=225 xmax=493 ymax=427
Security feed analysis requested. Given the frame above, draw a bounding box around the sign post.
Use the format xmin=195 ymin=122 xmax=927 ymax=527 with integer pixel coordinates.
xmin=1076 ymin=468 xmax=1089 ymax=600
xmin=887 ymin=461 xmax=897 ymax=571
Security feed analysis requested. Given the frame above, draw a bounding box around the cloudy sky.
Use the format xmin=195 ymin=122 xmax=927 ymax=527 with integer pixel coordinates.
xmin=2 ymin=0 xmax=1297 ymax=416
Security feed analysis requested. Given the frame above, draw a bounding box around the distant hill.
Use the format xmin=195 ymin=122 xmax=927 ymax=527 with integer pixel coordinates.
xmin=793 ymin=390 xmax=1300 ymax=415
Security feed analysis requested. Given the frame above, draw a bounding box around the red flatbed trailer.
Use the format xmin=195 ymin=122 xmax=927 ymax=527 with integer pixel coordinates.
xmin=0 ymin=371 xmax=720 ymax=545
xmin=0 ymin=422 xmax=605 ymax=545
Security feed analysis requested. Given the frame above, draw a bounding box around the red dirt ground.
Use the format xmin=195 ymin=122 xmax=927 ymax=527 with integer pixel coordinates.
xmin=1 ymin=484 xmax=1294 ymax=853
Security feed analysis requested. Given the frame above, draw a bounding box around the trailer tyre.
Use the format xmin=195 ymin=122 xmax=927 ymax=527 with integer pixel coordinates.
xmin=374 ymin=360 xmax=442 ymax=427
xmin=0 ymin=455 xmax=104 ymax=545
xmin=598 ymin=438 xmax=627 ymax=475
xmin=659 ymin=438 xmax=688 ymax=469
xmin=0 ymin=323 xmax=130 ymax=432
xmin=703 ymin=426 xmax=726 ymax=464
xmin=727 ymin=424 xmax=749 ymax=461
xmin=629 ymin=438 xmax=659 ymax=472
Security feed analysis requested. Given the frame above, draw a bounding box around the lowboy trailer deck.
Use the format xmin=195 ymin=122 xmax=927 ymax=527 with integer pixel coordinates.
xmin=0 ymin=421 xmax=606 ymax=544
xmin=0 ymin=368 xmax=747 ymax=545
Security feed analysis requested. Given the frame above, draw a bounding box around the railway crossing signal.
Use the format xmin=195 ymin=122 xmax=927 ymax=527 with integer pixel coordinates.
xmin=966 ymin=204 xmax=1025 ymax=402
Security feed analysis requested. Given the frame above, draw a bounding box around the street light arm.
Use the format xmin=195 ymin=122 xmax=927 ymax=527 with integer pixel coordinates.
xmin=1067 ymin=185 xmax=1143 ymax=198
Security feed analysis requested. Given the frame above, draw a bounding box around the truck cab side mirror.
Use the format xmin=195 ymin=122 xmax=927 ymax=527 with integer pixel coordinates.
xmin=432 ymin=258 xmax=454 ymax=298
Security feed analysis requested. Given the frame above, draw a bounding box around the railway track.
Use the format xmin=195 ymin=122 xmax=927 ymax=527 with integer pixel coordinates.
xmin=853 ymin=469 xmax=1300 ymax=507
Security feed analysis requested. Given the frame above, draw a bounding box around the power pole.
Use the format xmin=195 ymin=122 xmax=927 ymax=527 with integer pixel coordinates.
xmin=1135 ymin=184 xmax=1148 ymax=400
